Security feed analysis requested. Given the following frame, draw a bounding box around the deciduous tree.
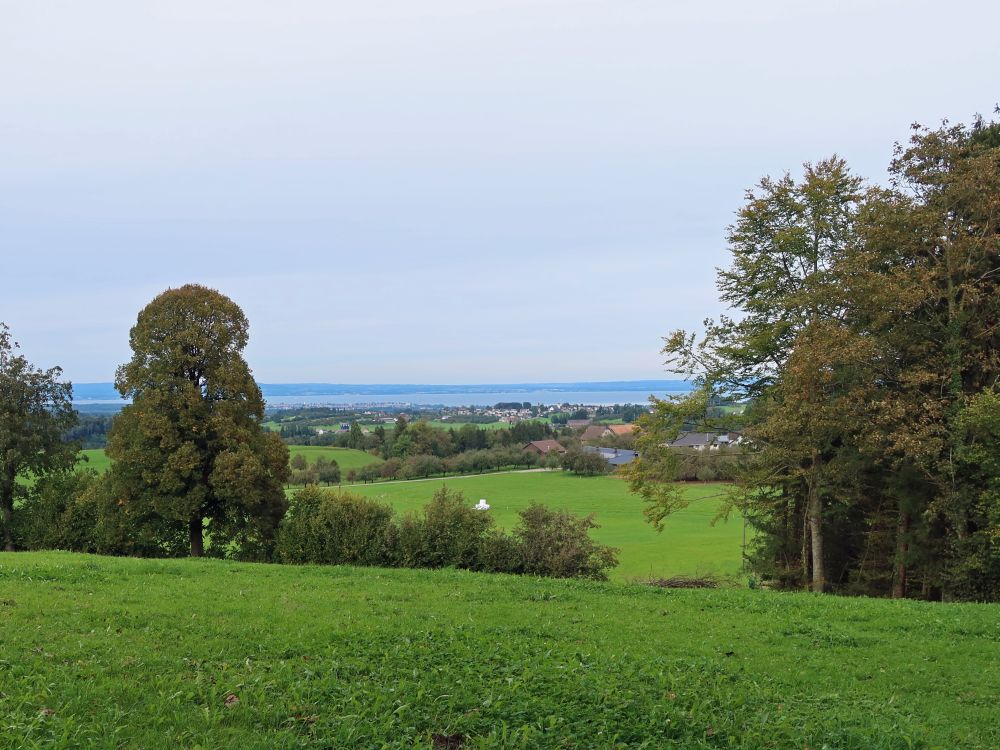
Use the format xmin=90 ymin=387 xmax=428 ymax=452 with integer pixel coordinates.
xmin=0 ymin=323 xmax=78 ymax=550
xmin=106 ymin=285 xmax=289 ymax=556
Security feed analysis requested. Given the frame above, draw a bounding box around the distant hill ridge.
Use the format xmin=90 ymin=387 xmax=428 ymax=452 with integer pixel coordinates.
xmin=72 ymin=380 xmax=691 ymax=400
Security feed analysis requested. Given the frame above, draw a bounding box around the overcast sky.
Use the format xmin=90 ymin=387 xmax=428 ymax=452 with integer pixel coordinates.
xmin=2 ymin=1 xmax=997 ymax=383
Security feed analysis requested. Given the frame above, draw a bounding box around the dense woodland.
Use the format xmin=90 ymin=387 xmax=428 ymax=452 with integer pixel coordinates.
xmin=629 ymin=114 xmax=1000 ymax=601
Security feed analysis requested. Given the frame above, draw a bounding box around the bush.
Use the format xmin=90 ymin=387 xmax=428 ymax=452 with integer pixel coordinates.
xmin=397 ymin=487 xmax=493 ymax=569
xmin=15 ymin=469 xmax=185 ymax=557
xmin=477 ymin=530 xmax=523 ymax=573
xmin=15 ymin=470 xmax=100 ymax=552
xmin=277 ymin=486 xmax=396 ymax=566
xmin=514 ymin=503 xmax=619 ymax=580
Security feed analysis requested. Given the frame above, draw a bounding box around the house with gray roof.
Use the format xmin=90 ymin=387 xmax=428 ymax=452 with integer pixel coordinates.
xmin=583 ymin=445 xmax=639 ymax=467
xmin=669 ymin=432 xmax=742 ymax=451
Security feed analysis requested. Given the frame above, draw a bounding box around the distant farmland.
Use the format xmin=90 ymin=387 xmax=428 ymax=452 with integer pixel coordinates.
xmin=76 ymin=446 xmax=380 ymax=475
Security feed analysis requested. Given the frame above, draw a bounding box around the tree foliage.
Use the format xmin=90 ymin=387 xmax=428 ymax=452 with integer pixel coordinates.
xmin=0 ymin=323 xmax=78 ymax=550
xmin=632 ymin=114 xmax=1000 ymax=600
xmin=105 ymin=285 xmax=289 ymax=556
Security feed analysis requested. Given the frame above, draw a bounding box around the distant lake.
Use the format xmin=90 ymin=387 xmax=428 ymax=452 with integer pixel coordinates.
xmin=261 ymin=388 xmax=690 ymax=408
xmin=72 ymin=381 xmax=693 ymax=410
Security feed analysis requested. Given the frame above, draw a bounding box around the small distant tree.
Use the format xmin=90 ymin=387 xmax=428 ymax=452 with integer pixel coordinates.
xmin=379 ymin=458 xmax=402 ymax=480
xmin=315 ymin=456 xmax=341 ymax=485
xmin=0 ymin=323 xmax=78 ymax=551
xmin=561 ymin=448 xmax=610 ymax=476
xmin=290 ymin=454 xmax=308 ymax=471
xmin=348 ymin=422 xmax=364 ymax=449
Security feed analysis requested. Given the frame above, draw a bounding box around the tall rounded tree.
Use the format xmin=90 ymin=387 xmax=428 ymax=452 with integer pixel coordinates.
xmin=0 ymin=323 xmax=78 ymax=551
xmin=107 ymin=285 xmax=289 ymax=556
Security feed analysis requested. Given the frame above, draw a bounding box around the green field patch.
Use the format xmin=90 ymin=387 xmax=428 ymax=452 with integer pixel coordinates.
xmin=348 ymin=472 xmax=743 ymax=581
xmin=426 ymin=420 xmax=511 ymax=430
xmin=69 ymin=447 xmax=380 ymax=477
xmin=77 ymin=448 xmax=110 ymax=474
xmin=0 ymin=552 xmax=995 ymax=749
xmin=287 ymin=446 xmax=381 ymax=471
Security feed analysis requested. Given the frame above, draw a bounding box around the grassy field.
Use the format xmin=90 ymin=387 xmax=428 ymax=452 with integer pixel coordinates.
xmin=77 ymin=449 xmax=110 ymax=473
xmin=285 ymin=446 xmax=381 ymax=471
xmin=347 ymin=473 xmax=743 ymax=582
xmin=75 ymin=447 xmax=380 ymax=475
xmin=0 ymin=552 xmax=995 ymax=749
xmin=67 ymin=454 xmax=733 ymax=581
xmin=425 ymin=420 xmax=513 ymax=431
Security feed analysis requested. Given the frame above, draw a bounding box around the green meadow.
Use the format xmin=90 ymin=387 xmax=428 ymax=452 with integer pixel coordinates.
xmin=0 ymin=552 xmax=996 ymax=749
xmin=285 ymin=446 xmax=381 ymax=471
xmin=65 ymin=452 xmax=741 ymax=582
xmin=77 ymin=449 xmax=111 ymax=474
xmin=425 ymin=420 xmax=514 ymax=431
xmin=76 ymin=447 xmax=380 ymax=475
xmin=348 ymin=473 xmax=743 ymax=582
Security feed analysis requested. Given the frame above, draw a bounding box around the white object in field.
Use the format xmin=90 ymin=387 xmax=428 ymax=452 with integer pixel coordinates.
xmin=474 ymin=499 xmax=490 ymax=511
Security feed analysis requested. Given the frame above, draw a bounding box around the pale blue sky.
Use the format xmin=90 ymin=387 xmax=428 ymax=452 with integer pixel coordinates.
xmin=2 ymin=1 xmax=997 ymax=382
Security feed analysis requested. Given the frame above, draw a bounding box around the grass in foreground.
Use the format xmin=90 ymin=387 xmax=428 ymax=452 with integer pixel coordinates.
xmin=349 ymin=473 xmax=743 ymax=581
xmin=0 ymin=553 xmax=996 ymax=749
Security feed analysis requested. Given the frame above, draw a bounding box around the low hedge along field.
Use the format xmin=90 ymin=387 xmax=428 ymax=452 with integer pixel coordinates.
xmin=0 ymin=552 xmax=996 ymax=749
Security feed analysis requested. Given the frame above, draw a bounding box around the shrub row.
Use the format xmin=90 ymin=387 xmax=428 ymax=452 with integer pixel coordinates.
xmin=276 ymin=485 xmax=619 ymax=580
xmin=11 ymin=472 xmax=619 ymax=580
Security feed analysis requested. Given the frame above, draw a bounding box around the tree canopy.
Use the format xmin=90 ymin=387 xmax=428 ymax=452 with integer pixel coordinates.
xmin=0 ymin=323 xmax=78 ymax=550
xmin=628 ymin=114 xmax=1000 ymax=601
xmin=106 ymin=284 xmax=289 ymax=556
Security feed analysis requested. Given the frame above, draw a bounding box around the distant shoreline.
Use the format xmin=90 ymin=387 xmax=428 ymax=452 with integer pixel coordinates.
xmin=73 ymin=380 xmax=691 ymax=399
xmin=72 ymin=380 xmax=693 ymax=410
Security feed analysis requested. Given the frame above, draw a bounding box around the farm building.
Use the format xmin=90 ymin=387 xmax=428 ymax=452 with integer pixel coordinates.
xmin=604 ymin=424 xmax=635 ymax=438
xmin=581 ymin=424 xmax=636 ymax=441
xmin=523 ymin=439 xmax=567 ymax=455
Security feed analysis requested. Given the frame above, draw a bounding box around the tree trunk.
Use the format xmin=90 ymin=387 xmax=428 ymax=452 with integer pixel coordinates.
xmin=801 ymin=496 xmax=810 ymax=589
xmin=189 ymin=517 xmax=204 ymax=557
xmin=1 ymin=500 xmax=14 ymax=552
xmin=892 ymin=509 xmax=909 ymax=599
xmin=807 ymin=477 xmax=826 ymax=593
